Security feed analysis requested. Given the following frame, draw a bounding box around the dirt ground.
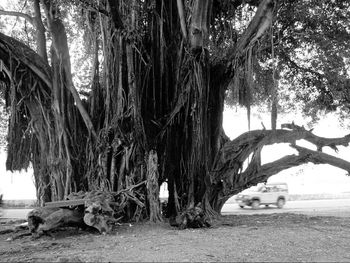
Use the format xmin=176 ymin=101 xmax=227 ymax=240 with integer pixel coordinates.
xmin=1 ymin=212 xmax=350 ymax=262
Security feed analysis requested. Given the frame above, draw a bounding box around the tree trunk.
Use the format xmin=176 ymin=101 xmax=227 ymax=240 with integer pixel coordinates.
xmin=146 ymin=150 xmax=162 ymax=222
xmin=33 ymin=0 xmax=47 ymax=62
xmin=41 ymin=1 xmax=93 ymax=200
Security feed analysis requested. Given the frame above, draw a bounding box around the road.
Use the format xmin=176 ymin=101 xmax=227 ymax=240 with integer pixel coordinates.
xmin=0 ymin=208 xmax=33 ymax=220
xmin=221 ymin=198 xmax=350 ymax=217
xmin=1 ymin=198 xmax=350 ymax=220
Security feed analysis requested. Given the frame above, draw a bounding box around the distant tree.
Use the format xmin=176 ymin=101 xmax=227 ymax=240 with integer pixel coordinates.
xmin=0 ymin=0 xmax=349 ymax=227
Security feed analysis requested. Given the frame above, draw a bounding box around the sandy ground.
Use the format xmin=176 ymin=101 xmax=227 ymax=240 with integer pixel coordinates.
xmin=1 ymin=212 xmax=350 ymax=262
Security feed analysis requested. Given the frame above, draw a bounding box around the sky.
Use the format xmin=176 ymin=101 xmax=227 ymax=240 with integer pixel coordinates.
xmin=0 ymin=150 xmax=36 ymax=200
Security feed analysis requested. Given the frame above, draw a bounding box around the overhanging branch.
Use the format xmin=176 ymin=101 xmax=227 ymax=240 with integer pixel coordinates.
xmin=281 ymin=122 xmax=350 ymax=151
xmin=243 ymin=144 xmax=350 ymax=185
xmin=208 ymin=0 xmax=276 ymax=96
xmin=292 ymin=145 xmax=350 ymax=172
xmin=0 ymin=32 xmax=51 ymax=89
xmin=212 ymin=123 xmax=350 ymax=199
xmin=235 ymin=0 xmax=275 ymax=57
xmin=0 ymin=9 xmax=34 ymax=24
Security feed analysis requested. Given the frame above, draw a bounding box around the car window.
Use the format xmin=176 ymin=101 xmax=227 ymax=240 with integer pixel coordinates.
xmin=266 ymin=184 xmax=288 ymax=192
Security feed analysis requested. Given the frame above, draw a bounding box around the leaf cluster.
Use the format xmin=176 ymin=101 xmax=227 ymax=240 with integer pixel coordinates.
xmin=212 ymin=0 xmax=350 ymax=123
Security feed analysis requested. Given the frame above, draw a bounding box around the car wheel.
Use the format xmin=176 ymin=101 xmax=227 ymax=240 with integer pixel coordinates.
xmin=251 ymin=200 xmax=260 ymax=210
xmin=239 ymin=205 xmax=244 ymax=208
xmin=277 ymin=198 xmax=285 ymax=208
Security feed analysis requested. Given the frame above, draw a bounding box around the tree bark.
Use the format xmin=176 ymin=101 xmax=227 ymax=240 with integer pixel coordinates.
xmin=146 ymin=150 xmax=162 ymax=222
xmin=33 ymin=0 xmax=48 ymax=62
xmin=189 ymin=0 xmax=212 ymax=50
xmin=176 ymin=0 xmax=187 ymax=39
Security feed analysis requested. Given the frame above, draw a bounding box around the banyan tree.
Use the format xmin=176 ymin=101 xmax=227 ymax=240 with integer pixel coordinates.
xmin=0 ymin=0 xmax=350 ymax=228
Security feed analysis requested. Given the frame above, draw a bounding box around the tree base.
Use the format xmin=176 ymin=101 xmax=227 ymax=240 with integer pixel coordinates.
xmin=170 ymin=203 xmax=211 ymax=229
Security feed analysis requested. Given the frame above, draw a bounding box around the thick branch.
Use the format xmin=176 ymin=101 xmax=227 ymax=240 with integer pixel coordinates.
xmin=0 ymin=9 xmax=34 ymax=24
xmin=292 ymin=145 xmax=350 ymax=172
xmin=209 ymin=0 xmax=276 ymax=93
xmin=211 ymin=123 xmax=350 ymax=199
xmin=0 ymin=32 xmax=51 ymax=88
xmin=244 ymin=145 xmax=350 ymax=181
xmin=235 ymin=0 xmax=275 ymax=57
xmin=219 ymin=124 xmax=350 ymax=167
xmin=241 ymin=154 xmax=302 ymax=187
xmin=33 ymin=0 xmax=48 ymax=62
xmin=189 ymin=0 xmax=212 ymax=49
xmin=176 ymin=0 xmax=187 ymax=39
xmin=281 ymin=123 xmax=350 ymax=151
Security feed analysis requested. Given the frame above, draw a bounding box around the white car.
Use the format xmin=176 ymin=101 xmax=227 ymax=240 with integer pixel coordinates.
xmin=235 ymin=182 xmax=289 ymax=209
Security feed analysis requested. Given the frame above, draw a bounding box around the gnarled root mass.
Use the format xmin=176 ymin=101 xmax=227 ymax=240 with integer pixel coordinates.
xmin=28 ymin=186 xmax=146 ymax=237
xmin=28 ymin=207 xmax=85 ymax=238
xmin=170 ymin=203 xmax=211 ymax=229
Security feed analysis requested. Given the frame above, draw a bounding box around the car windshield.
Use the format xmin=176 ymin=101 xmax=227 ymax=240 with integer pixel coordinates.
xmin=241 ymin=183 xmax=288 ymax=194
xmin=266 ymin=184 xmax=288 ymax=192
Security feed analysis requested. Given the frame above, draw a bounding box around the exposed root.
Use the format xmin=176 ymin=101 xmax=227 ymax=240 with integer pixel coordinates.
xmin=172 ymin=203 xmax=211 ymax=229
xmin=28 ymin=185 xmax=146 ymax=237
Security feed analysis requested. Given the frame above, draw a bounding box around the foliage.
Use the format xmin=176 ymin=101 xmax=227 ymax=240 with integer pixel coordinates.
xmin=272 ymin=0 xmax=350 ymax=120
xmin=222 ymin=0 xmax=350 ymax=125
